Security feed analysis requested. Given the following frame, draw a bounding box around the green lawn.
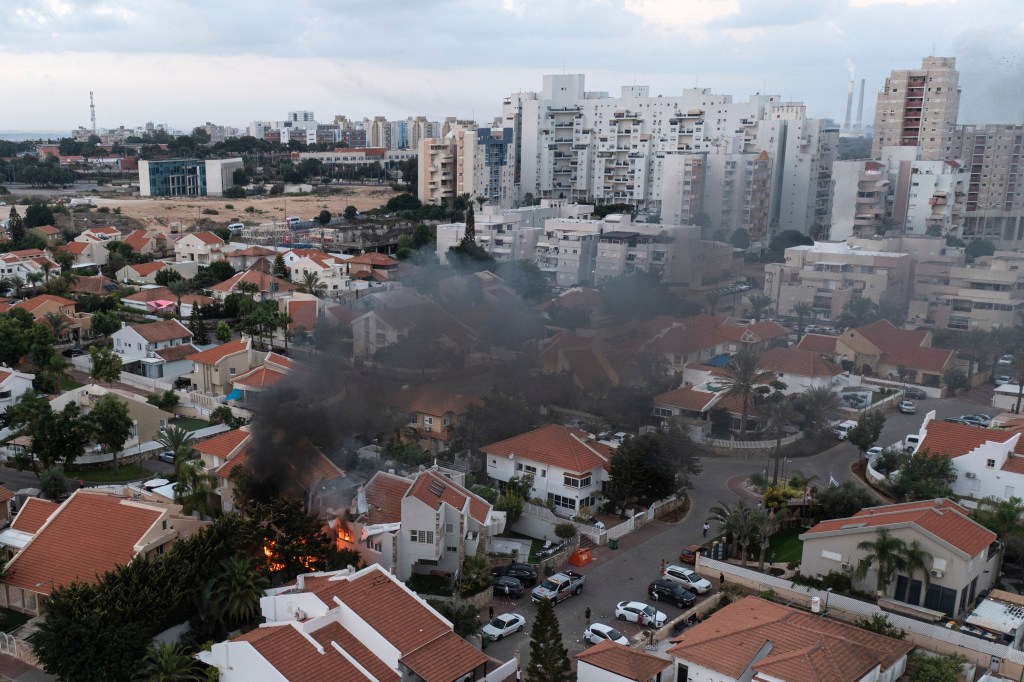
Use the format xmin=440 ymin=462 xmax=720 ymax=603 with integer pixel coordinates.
xmin=76 ymin=464 xmax=154 ymax=483
xmin=0 ymin=608 xmax=29 ymax=632
xmin=170 ymin=417 xmax=211 ymax=432
xmin=766 ymin=526 xmax=804 ymax=564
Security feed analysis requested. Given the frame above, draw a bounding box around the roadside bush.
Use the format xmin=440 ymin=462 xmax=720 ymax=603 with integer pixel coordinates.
xmin=146 ymin=390 xmax=179 ymax=413
xmin=201 ymin=208 xmax=219 ymax=215
xmin=554 ymin=523 xmax=577 ymax=539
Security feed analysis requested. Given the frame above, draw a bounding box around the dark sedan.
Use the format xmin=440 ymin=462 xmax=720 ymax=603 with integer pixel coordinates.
xmin=491 ymin=563 xmax=539 ymax=587
xmin=647 ymin=579 xmax=696 ymax=608
xmin=492 ymin=576 xmax=525 ymax=599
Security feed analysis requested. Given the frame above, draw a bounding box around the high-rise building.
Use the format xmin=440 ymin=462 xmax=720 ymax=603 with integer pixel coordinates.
xmin=946 ymin=124 xmax=1024 ymax=245
xmin=418 ymin=122 xmax=517 ymax=208
xmin=872 ymin=57 xmax=961 ymax=160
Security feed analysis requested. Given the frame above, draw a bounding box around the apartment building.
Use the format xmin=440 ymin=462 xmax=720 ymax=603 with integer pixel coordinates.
xmin=909 ymin=251 xmax=1024 ymax=331
xmin=872 ymin=56 xmax=961 ymax=160
xmin=417 ymin=123 xmax=517 ymax=208
xmin=702 ymin=150 xmax=771 ymax=241
xmin=659 ymin=153 xmax=705 ymax=226
xmin=947 ymin=123 xmax=1024 ymax=246
xmin=830 ymin=160 xmax=889 ymax=240
xmin=765 ymin=240 xmax=912 ymax=321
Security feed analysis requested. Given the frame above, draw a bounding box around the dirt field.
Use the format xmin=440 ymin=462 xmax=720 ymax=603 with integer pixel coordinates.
xmin=90 ymin=185 xmax=400 ymax=229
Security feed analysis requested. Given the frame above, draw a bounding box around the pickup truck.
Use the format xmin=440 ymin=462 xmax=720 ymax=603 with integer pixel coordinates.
xmin=531 ymin=570 xmax=586 ymax=604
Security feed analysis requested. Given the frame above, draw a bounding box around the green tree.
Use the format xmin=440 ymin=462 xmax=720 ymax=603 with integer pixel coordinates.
xmin=89 ymin=394 xmax=133 ymax=472
xmin=854 ymin=613 xmax=906 ymax=640
xmin=908 ymin=651 xmax=967 ymax=682
xmin=898 ymin=540 xmax=932 ymax=604
xmin=973 ymin=496 xmax=1024 ymax=578
xmin=525 ymin=597 xmax=573 ymax=682
xmin=167 ymin=279 xmax=193 ymax=317
xmin=847 ymin=410 xmax=886 ymax=457
xmin=204 ymin=260 xmax=236 ymax=283
xmin=854 ymin=528 xmax=907 ymax=595
xmin=746 ymin=293 xmax=773 ymax=321
xmin=704 ymin=290 xmax=721 ymax=315
xmin=706 ymin=499 xmax=754 ymax=558
xmin=794 ymin=385 xmax=841 ymax=433
xmin=156 ymin=425 xmax=194 ymax=457
xmin=343 ymin=205 xmax=358 ymax=220
xmin=765 ymin=229 xmax=812 ymax=262
xmin=298 ymin=271 xmax=326 ymax=297
xmin=138 ymin=641 xmax=205 ymax=682
xmin=457 ymin=554 xmax=491 ymax=597
xmin=762 ymin=396 xmax=798 ymax=484
xmin=752 ymin=507 xmax=783 ymax=571
xmin=38 ymin=466 xmax=68 ymax=501
xmin=965 ymin=238 xmax=995 ymax=262
xmin=216 ymin=321 xmax=232 ymax=343
xmin=816 ymin=481 xmax=878 ymax=519
xmin=24 ymin=202 xmax=55 ymax=228
xmin=885 ymin=451 xmax=957 ymax=501
xmin=89 ymin=344 xmax=122 ymax=386
xmin=943 ymin=367 xmax=969 ymax=395
xmin=175 ymin=458 xmax=217 ymax=518
xmin=836 ymin=295 xmax=880 ymax=329
xmin=273 ymin=253 xmax=289 ymax=280
xmin=222 ymin=184 xmax=246 ymax=199
xmin=90 ymin=309 xmax=121 ymax=337
xmin=317 ymin=209 xmax=331 ymax=225
xmin=208 ymin=556 xmax=268 ymax=629
xmin=7 ymin=206 xmax=25 ymax=244
xmin=718 ymin=349 xmax=776 ymax=438
xmin=495 ymin=474 xmax=534 ymax=524
xmin=428 ymin=598 xmax=479 ymax=637
xmin=154 ymin=268 xmax=184 ymax=287
xmin=0 ymin=315 xmax=31 ymax=366
xmin=730 ymin=228 xmax=751 ymax=249
xmin=188 ymin=306 xmax=210 ymax=345
xmin=6 ymin=394 xmax=91 ymax=470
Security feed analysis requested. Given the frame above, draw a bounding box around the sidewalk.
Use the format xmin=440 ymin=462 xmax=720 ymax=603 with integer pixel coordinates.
xmin=0 ymin=653 xmax=52 ymax=682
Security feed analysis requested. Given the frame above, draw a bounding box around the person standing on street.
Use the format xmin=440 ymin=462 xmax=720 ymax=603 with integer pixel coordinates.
xmin=719 ymin=572 xmax=725 ymax=588
xmin=584 ymin=606 xmax=591 ymax=625
xmin=702 ymin=521 xmax=710 ymax=538
xmin=489 ymin=606 xmax=494 ymax=620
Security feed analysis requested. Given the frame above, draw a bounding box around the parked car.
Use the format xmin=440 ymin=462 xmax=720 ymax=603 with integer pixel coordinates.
xmin=531 ymin=570 xmax=586 ymax=604
xmin=492 ymin=576 xmax=524 ymax=599
xmin=866 ymin=446 xmax=883 ymax=460
xmin=678 ymin=544 xmax=702 ymax=564
xmin=961 ymin=414 xmax=992 ymax=427
xmin=647 ymin=579 xmax=696 ymax=608
xmin=944 ymin=417 xmax=966 ymax=424
xmin=833 ymin=420 xmax=858 ymax=440
xmin=615 ymin=601 xmax=666 ymax=628
xmin=583 ymin=623 xmax=629 ymax=646
xmin=999 ymin=354 xmax=1015 ymax=366
xmin=996 ymin=375 xmax=1012 ymax=386
xmin=662 ymin=565 xmax=712 ymax=594
xmin=903 ymin=387 xmax=927 ymax=400
xmin=491 ymin=563 xmax=538 ymax=587
xmin=898 ymin=400 xmax=916 ymax=414
xmin=156 ymin=451 xmax=176 ymax=464
xmin=61 ymin=347 xmax=85 ymax=357
xmin=481 ymin=613 xmax=526 ymax=641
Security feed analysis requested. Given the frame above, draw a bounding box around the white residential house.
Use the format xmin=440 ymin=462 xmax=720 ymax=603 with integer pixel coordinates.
xmin=282 ymin=248 xmax=352 ymax=294
xmin=173 ymin=232 xmax=226 ymax=264
xmin=111 ymin=319 xmax=197 ymax=380
xmin=0 ymin=250 xmax=61 ymax=283
xmin=482 ymin=424 xmax=612 ymax=517
xmin=575 ymin=640 xmax=673 ymax=682
xmin=0 ymin=368 xmax=36 ymax=416
xmin=57 ymin=240 xmax=109 ymax=267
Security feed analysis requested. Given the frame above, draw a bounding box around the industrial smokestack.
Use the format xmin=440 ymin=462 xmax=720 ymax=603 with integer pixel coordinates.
xmin=855 ymin=78 xmax=865 ymax=133
xmin=844 ymin=80 xmax=854 ymax=132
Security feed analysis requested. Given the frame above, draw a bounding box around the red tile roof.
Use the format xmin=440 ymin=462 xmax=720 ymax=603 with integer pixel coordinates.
xmin=4 ymin=491 xmax=164 ymax=594
xmin=11 ymin=498 xmax=59 ymax=534
xmin=653 ymin=386 xmax=718 ymax=412
xmin=128 ymin=319 xmax=192 ymax=344
xmin=60 ymin=242 xmax=88 ymax=255
xmin=759 ymin=346 xmax=843 ymax=378
xmin=233 ymin=366 xmax=287 ymax=389
xmin=186 ymin=338 xmax=250 ymax=365
xmin=574 ymin=639 xmax=670 ymax=680
xmin=85 ymin=226 xmax=120 ymax=236
xmin=32 ymin=225 xmax=60 ymax=235
xmin=127 ymin=261 xmax=166 ymax=277
xmin=399 ymin=630 xmax=488 ymax=682
xmin=180 ymin=293 xmax=214 ymax=306
xmin=235 ymin=622 xmax=374 ymax=681
xmin=215 ymin=449 xmax=250 ymax=479
xmin=482 ymin=424 xmax=612 ymax=474
xmin=15 ymin=294 xmax=75 ymax=312
xmin=154 ymin=344 xmax=201 ymax=362
xmin=407 ymin=469 xmax=490 ymax=525
xmin=916 ymin=419 xmax=1022 ymax=459
xmin=797 ymin=333 xmax=838 ymax=354
xmin=385 ymin=386 xmax=480 ymax=418
xmin=194 ymin=428 xmax=251 ymax=460
xmin=287 ymin=299 xmax=317 ymax=332
xmin=362 ymin=472 xmax=414 ymax=525
xmin=310 ymin=621 xmax=398 ymax=682
xmin=856 ymin=319 xmax=929 ymax=351
xmin=229 ymin=246 xmax=276 ymax=257
xmin=347 ymin=252 xmax=399 ymax=267
xmin=882 ymin=344 xmax=953 ymax=373
xmin=177 ymin=231 xmax=224 ymax=245
xmin=667 ymin=597 xmax=912 ymax=682
xmin=802 ymin=498 xmax=995 ymax=558
xmin=123 ymin=286 xmax=174 ymax=303
xmin=210 ymin=269 xmax=297 ymax=294
xmin=0 ymin=486 xmax=13 ymax=504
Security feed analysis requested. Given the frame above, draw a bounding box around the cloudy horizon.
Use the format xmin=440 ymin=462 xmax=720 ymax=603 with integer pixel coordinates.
xmin=1 ymin=0 xmax=1021 ymax=134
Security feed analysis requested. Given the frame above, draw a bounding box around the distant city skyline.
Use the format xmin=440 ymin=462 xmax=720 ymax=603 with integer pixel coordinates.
xmin=0 ymin=0 xmax=1021 ymax=133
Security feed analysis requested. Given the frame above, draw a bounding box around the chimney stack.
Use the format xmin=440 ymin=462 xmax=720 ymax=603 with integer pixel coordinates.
xmin=844 ymin=80 xmax=854 ymax=131
xmin=855 ymin=78 xmax=866 ymax=134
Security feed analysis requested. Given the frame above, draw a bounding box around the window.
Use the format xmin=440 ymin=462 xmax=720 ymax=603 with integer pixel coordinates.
xmin=424 ymin=416 xmax=433 ymax=427
xmin=443 ymin=416 xmax=450 ymax=427
xmin=987 ymin=459 xmax=996 ymax=468
xmin=447 ymin=546 xmax=458 ymax=553
xmin=445 ymin=523 xmax=454 ymax=534
xmin=409 ymin=530 xmax=434 ymax=544
xmin=548 ymin=494 xmax=576 ymax=511
xmin=564 ymin=475 xmax=592 ymax=488
xmin=0 ymin=390 xmax=10 ymax=400
xmin=408 ymin=412 xmax=418 ymax=425
xmin=523 ymin=464 xmax=537 ymax=475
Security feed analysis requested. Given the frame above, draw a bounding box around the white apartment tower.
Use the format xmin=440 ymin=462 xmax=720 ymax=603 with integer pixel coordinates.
xmin=946 ymin=124 xmax=1024 ymax=245
xmin=872 ymin=57 xmax=961 ymax=161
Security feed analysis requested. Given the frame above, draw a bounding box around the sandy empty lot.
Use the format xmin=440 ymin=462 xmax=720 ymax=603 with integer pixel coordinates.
xmin=90 ymin=184 xmax=400 ymax=228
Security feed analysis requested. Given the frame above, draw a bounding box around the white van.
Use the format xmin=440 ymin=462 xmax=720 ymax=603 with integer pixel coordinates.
xmin=227 ymin=223 xmax=245 ymax=232
xmin=834 ymin=420 xmax=858 ymax=440
xmin=903 ymin=434 xmax=921 ymax=454
xmin=286 ymin=215 xmax=301 ymax=226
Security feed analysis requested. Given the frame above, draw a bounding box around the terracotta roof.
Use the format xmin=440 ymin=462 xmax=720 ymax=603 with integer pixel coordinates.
xmin=302 ymin=453 xmax=345 ymax=487
xmin=802 ymin=498 xmax=995 ymax=558
xmin=759 ymin=346 xmax=843 ymax=378
xmin=209 ymin=269 xmax=297 ymax=295
xmin=667 ymin=597 xmax=912 ymax=682
xmin=311 ymin=621 xmax=398 ymax=682
xmin=32 ymin=225 xmax=60 ymax=235
xmin=653 ymin=386 xmax=718 ymax=412
xmin=362 ymin=472 xmax=414 ymax=525
xmin=235 ymin=622 xmax=375 ymax=681
xmin=265 ymin=352 xmax=295 ymax=370
xmin=194 ymin=428 xmax=251 ymax=460
xmin=122 ymin=231 xmax=155 ymax=252
xmin=186 ymin=338 xmax=250 ymax=365
xmin=177 ymin=231 xmax=224 ymax=245
xmin=233 ymin=365 xmax=287 ymax=389
xmin=123 ymin=286 xmax=173 ymax=303
xmin=6 ymin=249 xmax=45 ymax=258
xmin=385 ymin=386 xmax=480 ymax=418
xmin=11 ymin=498 xmax=58 ymax=534
xmin=215 ymin=449 xmax=250 ymax=479
xmin=347 ymin=252 xmax=398 ymax=267
xmin=856 ymin=319 xmax=929 ymax=351
xmin=128 ymin=319 xmax=192 ymax=344
xmin=127 ymin=261 xmax=166 ymax=277
xmin=797 ymin=333 xmax=838 ymax=354
xmin=154 ymin=344 xmax=200 ymax=362
xmin=287 ymin=299 xmax=317 ymax=332
xmin=407 ymin=469 xmax=490 ymax=525
xmin=0 ymin=486 xmax=12 ymax=504
xmin=60 ymin=242 xmax=88 ymax=255
xmin=4 ymin=491 xmax=164 ymax=595
xmin=574 ymin=639 xmax=670 ymax=681
xmin=882 ymin=344 xmax=953 ymax=373
xmin=916 ymin=420 xmax=1022 ymax=459
xmin=85 ymin=226 xmax=120 ymax=236
xmin=15 ymin=294 xmax=75 ymax=312
xmin=67 ymin=275 xmax=120 ymax=295
xmin=180 ymin=293 xmax=214 ymax=306
xmin=229 ymin=246 xmax=275 ymax=257
xmin=399 ymin=630 xmax=489 ymax=682
xmin=482 ymin=424 xmax=612 ymax=474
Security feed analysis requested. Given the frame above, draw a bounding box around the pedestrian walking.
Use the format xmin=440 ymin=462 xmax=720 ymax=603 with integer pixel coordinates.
xmin=489 ymin=606 xmax=494 ymax=620
xmin=702 ymin=521 xmax=710 ymax=538
xmin=504 ymin=583 xmax=510 ymax=598
xmin=584 ymin=606 xmax=591 ymax=625
xmin=719 ymin=572 xmax=725 ymax=587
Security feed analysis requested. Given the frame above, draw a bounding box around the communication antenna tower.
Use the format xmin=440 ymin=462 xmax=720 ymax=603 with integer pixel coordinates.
xmin=90 ymin=91 xmax=96 ymax=135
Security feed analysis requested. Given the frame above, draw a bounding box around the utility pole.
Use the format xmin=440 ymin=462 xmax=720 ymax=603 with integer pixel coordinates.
xmin=90 ymin=91 xmax=97 ymax=136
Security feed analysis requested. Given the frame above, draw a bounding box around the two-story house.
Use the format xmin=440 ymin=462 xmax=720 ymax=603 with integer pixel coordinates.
xmin=0 ymin=368 xmax=35 ymax=416
xmin=283 ymin=248 xmax=351 ymax=294
xmin=225 ymin=245 xmax=276 ymax=272
xmin=111 ymin=319 xmax=197 ymax=379
xmin=116 ymin=261 xmax=167 ymax=284
xmin=174 ymin=231 xmax=226 ymax=264
xmin=835 ymin=319 xmax=954 ymax=387
xmin=28 ymin=225 xmax=60 ymax=247
xmin=385 ymin=386 xmax=480 ymax=454
xmin=208 ymin=269 xmax=297 ymax=302
xmin=0 ymin=249 xmax=60 ymax=284
xmin=122 ymin=229 xmax=170 ymax=258
xmin=56 ymin=240 xmax=108 ymax=268
xmin=800 ymin=499 xmax=998 ymax=617
xmin=681 ymin=346 xmax=846 ymax=397
xmin=347 ymin=252 xmax=400 ymax=282
xmin=187 ymin=338 xmax=254 ymax=396
xmin=229 ymin=352 xmax=297 ymax=405
xmin=13 ymin=294 xmax=92 ymax=341
xmin=483 ymin=424 xmax=613 ymax=518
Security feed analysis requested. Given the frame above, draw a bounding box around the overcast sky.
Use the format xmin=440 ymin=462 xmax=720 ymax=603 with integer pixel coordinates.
xmin=1 ymin=0 xmax=1022 ymax=133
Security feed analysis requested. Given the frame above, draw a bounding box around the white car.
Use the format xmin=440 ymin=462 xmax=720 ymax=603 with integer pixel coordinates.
xmin=615 ymin=601 xmax=666 ymax=628
xmin=996 ymin=375 xmax=1012 ymax=386
xmin=663 ymin=565 xmax=712 ymax=594
xmin=481 ymin=613 xmax=526 ymax=641
xmin=584 ymin=622 xmax=629 ymax=646
xmin=866 ymin=446 xmax=883 ymax=460
xmin=999 ymin=354 xmax=1014 ymax=366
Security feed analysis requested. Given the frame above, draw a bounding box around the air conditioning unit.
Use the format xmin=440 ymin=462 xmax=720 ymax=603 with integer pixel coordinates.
xmin=841 ymin=562 xmax=852 ymax=571
xmin=931 ymin=569 xmax=944 ymax=578
xmin=965 ymin=472 xmax=977 ymax=479
xmin=294 ymin=608 xmax=307 ymax=620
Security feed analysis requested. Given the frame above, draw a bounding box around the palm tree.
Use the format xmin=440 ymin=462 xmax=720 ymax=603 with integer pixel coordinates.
xmin=46 ymin=354 xmax=69 ymax=395
xmin=26 ymin=271 xmax=43 ymax=290
xmin=836 ymin=295 xmax=880 ymax=329
xmin=208 ymin=556 xmax=269 ymax=629
xmin=138 ymin=642 xmax=204 ymax=682
xmin=42 ymin=311 xmax=71 ymax=341
xmin=707 ymin=499 xmax=754 ymax=560
xmin=855 ymin=528 xmax=907 ymax=596
xmin=763 ymin=396 xmax=798 ymax=484
xmin=719 ymin=349 xmax=776 ymax=438
xmin=156 ymin=425 xmax=195 ymax=458
xmin=974 ymin=496 xmax=1024 ymax=577
xmin=40 ymin=260 xmax=53 ymax=283
xmin=746 ymin=293 xmax=773 ymax=321
xmin=793 ymin=301 xmax=812 ymax=342
xmin=752 ymin=508 xmax=784 ymax=572
xmin=8 ymin=275 xmax=25 ymax=298
xmin=175 ymin=458 xmax=217 ymax=518
xmin=167 ymin=279 xmax=193 ymax=317
xmin=0 ymin=277 xmax=11 ymax=297
xmin=797 ymin=385 xmax=841 ymax=433
xmin=898 ymin=540 xmax=932 ymax=605
xmin=298 ymin=271 xmax=327 ymax=298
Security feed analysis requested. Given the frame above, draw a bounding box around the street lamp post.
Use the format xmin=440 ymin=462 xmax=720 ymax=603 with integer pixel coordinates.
xmin=823 ymin=587 xmax=833 ymax=614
